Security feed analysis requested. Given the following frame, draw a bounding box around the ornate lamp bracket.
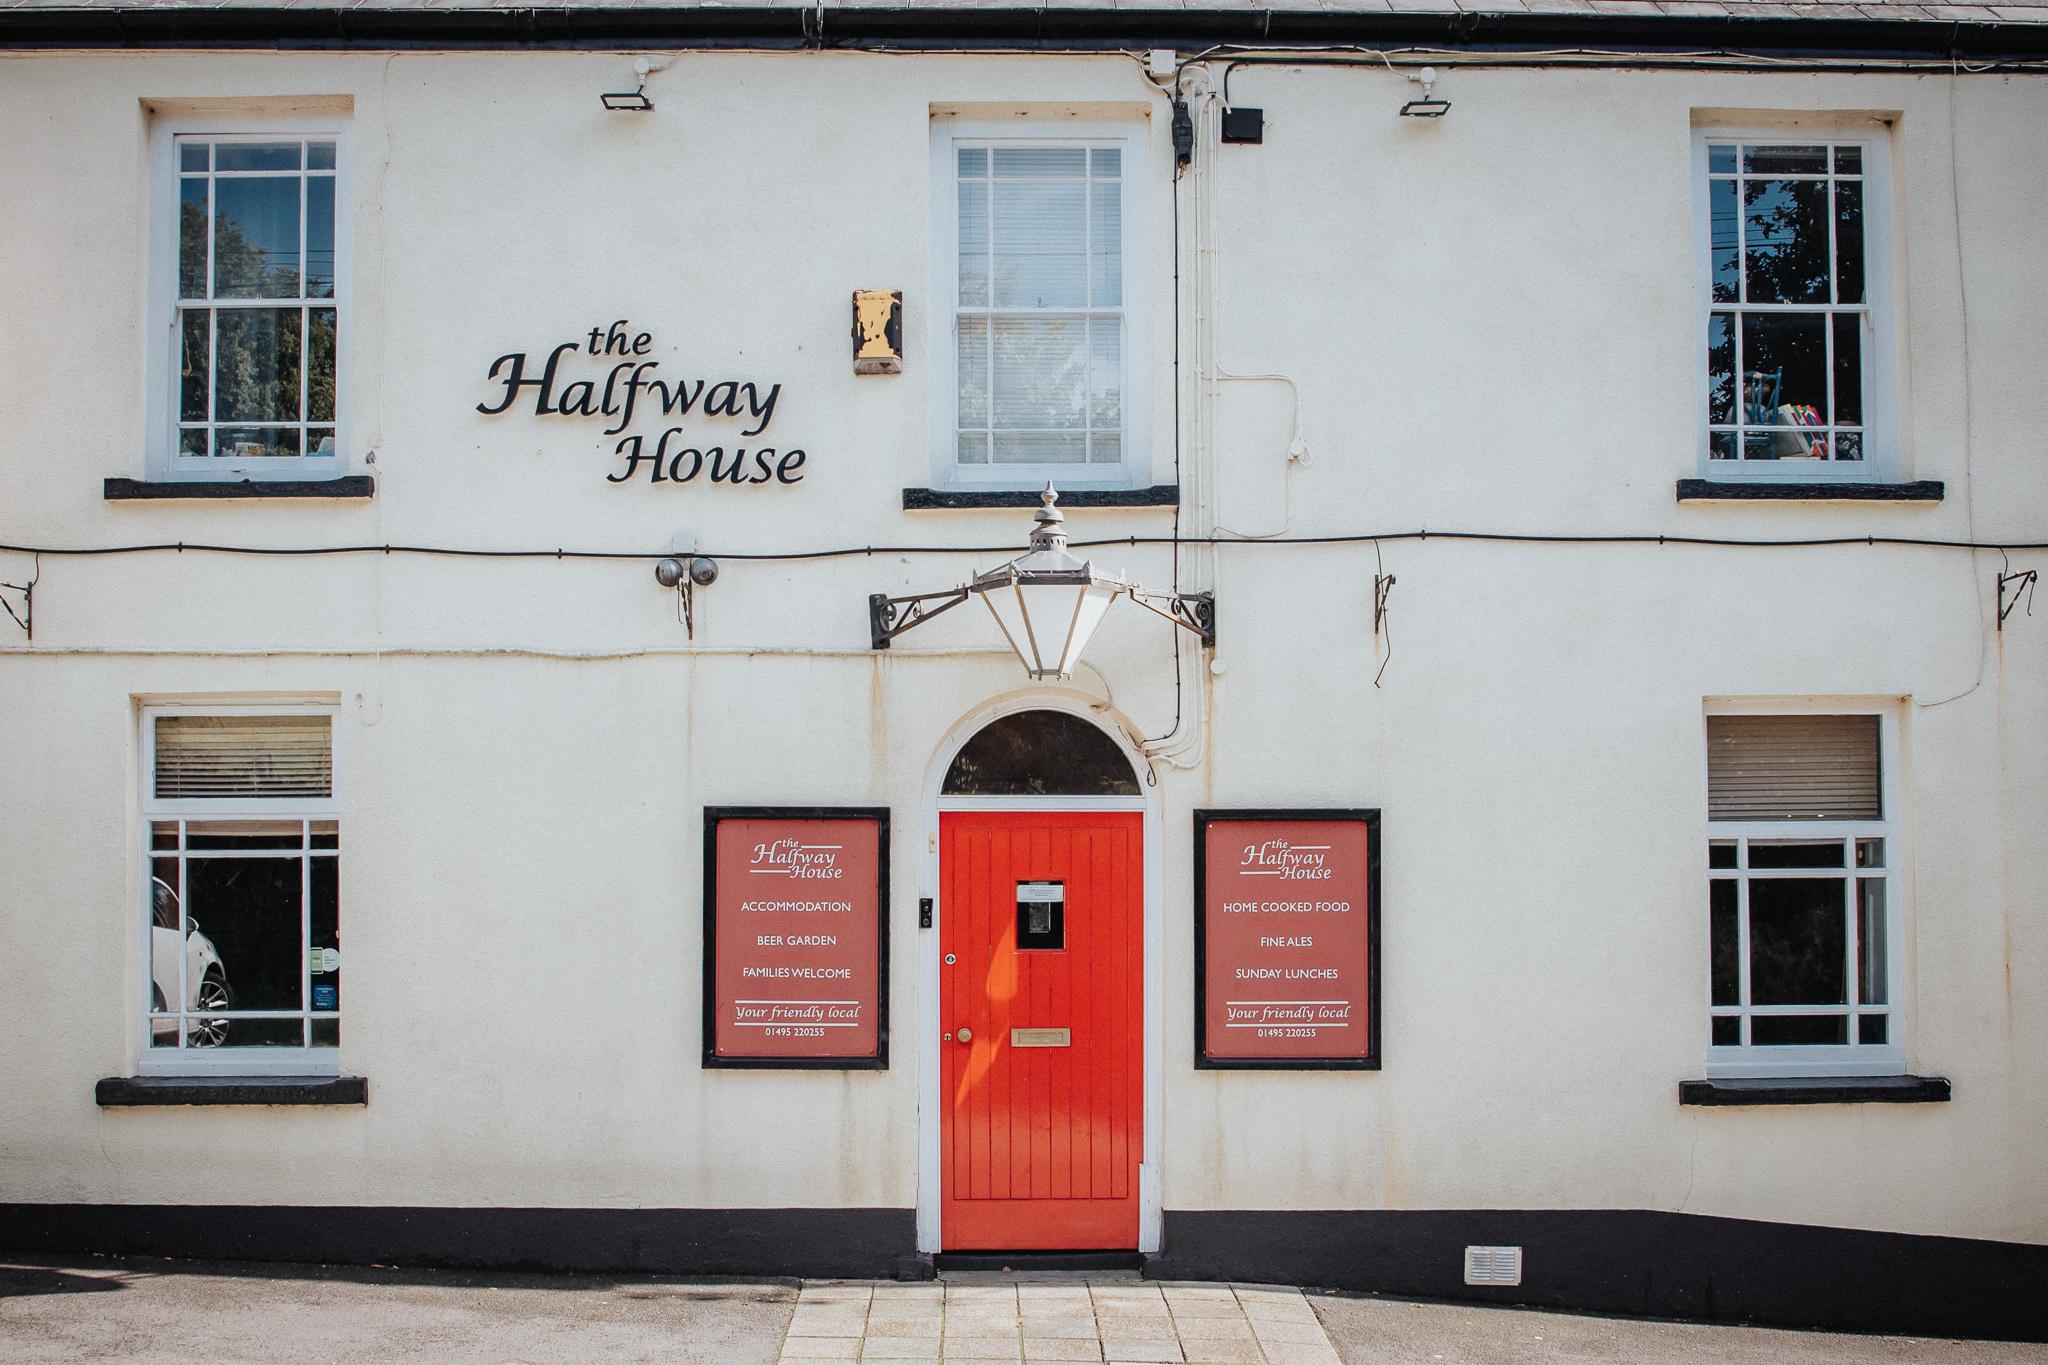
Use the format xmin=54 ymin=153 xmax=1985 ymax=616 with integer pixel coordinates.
xmin=1127 ymin=588 xmax=1216 ymax=649
xmin=869 ymin=587 xmax=971 ymax=651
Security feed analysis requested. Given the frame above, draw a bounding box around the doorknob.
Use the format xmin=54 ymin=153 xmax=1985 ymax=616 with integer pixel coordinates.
xmin=957 ymin=1027 xmax=973 ymax=1043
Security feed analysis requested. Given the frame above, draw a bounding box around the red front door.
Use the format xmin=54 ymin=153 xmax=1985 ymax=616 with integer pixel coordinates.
xmin=939 ymin=810 xmax=1144 ymax=1250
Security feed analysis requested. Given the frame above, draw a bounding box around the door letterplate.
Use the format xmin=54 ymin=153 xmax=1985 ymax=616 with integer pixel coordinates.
xmin=1011 ymin=1028 xmax=1072 ymax=1048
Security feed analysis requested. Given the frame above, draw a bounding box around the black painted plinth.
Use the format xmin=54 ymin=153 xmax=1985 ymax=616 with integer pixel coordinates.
xmin=1679 ymin=1074 xmax=1950 ymax=1106
xmin=104 ymin=477 xmax=375 ymax=500
xmin=903 ymin=485 xmax=1178 ymax=510
xmin=1147 ymin=1209 xmax=2048 ymax=1342
xmin=0 ymin=1205 xmax=913 ymax=1280
xmin=1676 ymin=479 xmax=1944 ymax=502
xmin=96 ymin=1076 xmax=367 ymax=1107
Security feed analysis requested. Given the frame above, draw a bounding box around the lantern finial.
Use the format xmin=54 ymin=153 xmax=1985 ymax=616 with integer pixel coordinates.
xmin=1030 ymin=482 xmax=1066 ymax=553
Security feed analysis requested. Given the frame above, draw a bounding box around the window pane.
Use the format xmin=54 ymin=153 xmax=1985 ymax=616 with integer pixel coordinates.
xmin=214 ymin=176 xmax=302 ymax=298
xmin=958 ymin=180 xmax=989 ymax=307
xmin=1749 ymin=877 xmax=1848 ymax=1005
xmin=1834 ymin=180 xmax=1864 ymax=305
xmin=184 ymin=854 xmax=303 ymax=1015
xmin=956 ymin=432 xmax=990 ymax=465
xmin=1708 ymin=841 xmax=1737 ymax=869
xmin=1748 ymin=840 xmax=1845 ymax=869
xmin=957 ymin=316 xmax=989 ymax=427
xmin=1855 ymin=838 xmax=1884 ymax=868
xmin=179 ymin=178 xmax=209 ymax=298
xmin=307 ymin=175 xmax=336 ymax=299
xmin=214 ymin=427 xmax=302 ymax=459
xmin=312 ymin=1018 xmax=340 ymax=1047
xmin=1858 ymin=1014 xmax=1887 ymax=1044
xmin=993 ymin=182 xmax=1087 ymax=309
xmin=1089 ymin=181 xmax=1121 ymax=307
xmin=216 ymin=141 xmax=302 ymax=172
xmin=180 ymin=311 xmax=210 ymax=423
xmin=956 ymin=147 xmax=986 ymax=178
xmin=179 ymin=142 xmax=209 ymax=173
xmin=1708 ymin=142 xmax=1737 ymax=174
xmin=1089 ymin=433 xmax=1121 ymax=466
xmin=1711 ymin=1016 xmax=1740 ymax=1045
xmin=1743 ymin=144 xmax=1827 ymax=175
xmin=309 ymin=308 xmax=337 ymax=424
xmin=1743 ymin=178 xmax=1830 ymax=304
xmin=1710 ymin=879 xmax=1739 ymax=1006
xmin=1858 ymin=877 xmax=1887 ymax=1005
xmin=311 ymin=856 xmax=339 ymax=1013
xmin=1709 ymin=179 xmax=1739 ymax=303
xmin=188 ymin=820 xmax=304 ymax=850
xmin=308 ymin=141 xmax=337 ymax=171
xmin=992 ymin=432 xmax=1087 ymax=465
xmin=1091 ymin=147 xmax=1121 ymax=179
xmin=179 ymin=429 xmax=209 ymax=457
xmin=1834 ymin=146 xmax=1862 ymax=175
xmin=991 ymin=317 xmax=1087 ymax=430
xmin=152 ymin=822 xmax=180 ymax=851
xmin=1089 ymin=319 xmax=1121 ymax=429
xmin=311 ymin=820 xmax=339 ymax=850
xmin=1709 ymin=432 xmax=1737 ymax=461
xmin=214 ymin=308 xmax=302 ymax=422
xmin=1752 ymin=1014 xmax=1847 ymax=1045
xmin=1834 ymin=432 xmax=1863 ymax=462
xmin=942 ymin=709 xmax=1139 ymax=795
xmin=992 ymin=146 xmax=1086 ymax=178
xmin=1741 ymin=312 xmax=1828 ymax=453
xmin=1832 ymin=313 xmax=1861 ymax=427
xmin=1707 ymin=313 xmax=1734 ymax=424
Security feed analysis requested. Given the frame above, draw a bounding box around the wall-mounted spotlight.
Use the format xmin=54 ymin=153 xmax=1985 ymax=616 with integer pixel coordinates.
xmin=603 ymin=57 xmax=666 ymax=112
xmin=1400 ymin=66 xmax=1451 ymax=118
xmin=655 ymin=531 xmax=718 ymax=639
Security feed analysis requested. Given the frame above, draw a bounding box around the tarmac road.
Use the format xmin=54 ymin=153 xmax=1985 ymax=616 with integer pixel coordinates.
xmin=1 ymin=1256 xmax=2043 ymax=1364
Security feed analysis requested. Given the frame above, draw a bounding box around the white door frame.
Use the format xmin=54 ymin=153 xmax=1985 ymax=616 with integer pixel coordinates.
xmin=916 ymin=691 xmax=1165 ymax=1255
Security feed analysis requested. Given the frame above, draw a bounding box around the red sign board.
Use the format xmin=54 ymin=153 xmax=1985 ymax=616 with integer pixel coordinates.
xmin=1196 ymin=811 xmax=1381 ymax=1069
xmin=704 ymin=808 xmax=889 ymax=1068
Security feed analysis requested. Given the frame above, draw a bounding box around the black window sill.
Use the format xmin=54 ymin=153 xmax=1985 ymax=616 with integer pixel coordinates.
xmin=1676 ymin=479 xmax=1943 ymax=503
xmin=105 ymin=477 xmax=375 ymax=501
xmin=1679 ymin=1075 xmax=1950 ymax=1107
xmin=96 ymin=1075 xmax=367 ymax=1107
xmin=903 ymin=485 xmax=1178 ymax=510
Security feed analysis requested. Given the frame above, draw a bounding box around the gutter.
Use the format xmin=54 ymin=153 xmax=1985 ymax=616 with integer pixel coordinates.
xmin=1 ymin=6 xmax=2046 ymax=63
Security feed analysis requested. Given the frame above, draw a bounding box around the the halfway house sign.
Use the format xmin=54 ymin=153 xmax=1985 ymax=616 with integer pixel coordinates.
xmin=477 ymin=319 xmax=807 ymax=486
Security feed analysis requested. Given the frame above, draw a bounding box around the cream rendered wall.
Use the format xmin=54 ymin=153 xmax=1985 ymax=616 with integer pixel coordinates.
xmin=0 ymin=51 xmax=2042 ymax=1244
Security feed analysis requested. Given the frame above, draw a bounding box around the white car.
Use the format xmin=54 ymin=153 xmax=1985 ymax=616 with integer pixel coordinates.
xmin=149 ymin=876 xmax=232 ymax=1046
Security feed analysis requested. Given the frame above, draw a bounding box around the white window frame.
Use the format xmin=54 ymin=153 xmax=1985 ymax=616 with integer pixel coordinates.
xmin=1703 ymin=701 xmax=1905 ymax=1079
xmin=138 ymin=704 xmax=341 ymax=1076
xmin=1691 ymin=125 xmax=1897 ymax=482
xmin=146 ymin=116 xmax=351 ymax=483
xmin=928 ymin=117 xmax=1150 ymax=490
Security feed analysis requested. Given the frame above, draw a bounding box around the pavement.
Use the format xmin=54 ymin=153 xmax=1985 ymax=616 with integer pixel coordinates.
xmin=0 ymin=1256 xmax=2043 ymax=1364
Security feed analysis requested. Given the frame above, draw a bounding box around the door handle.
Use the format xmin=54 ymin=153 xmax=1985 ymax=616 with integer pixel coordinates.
xmin=956 ymin=1027 xmax=973 ymax=1044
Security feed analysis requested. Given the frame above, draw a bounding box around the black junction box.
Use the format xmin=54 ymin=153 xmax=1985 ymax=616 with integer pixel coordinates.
xmin=1222 ymin=107 xmax=1264 ymax=143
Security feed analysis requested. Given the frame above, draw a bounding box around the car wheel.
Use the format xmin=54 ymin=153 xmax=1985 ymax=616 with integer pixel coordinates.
xmin=188 ymin=969 xmax=232 ymax=1047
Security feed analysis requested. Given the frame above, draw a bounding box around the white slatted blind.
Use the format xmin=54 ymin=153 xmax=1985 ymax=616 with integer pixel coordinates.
xmin=155 ymin=715 xmax=332 ymax=799
xmin=1707 ymin=714 xmax=1879 ymax=821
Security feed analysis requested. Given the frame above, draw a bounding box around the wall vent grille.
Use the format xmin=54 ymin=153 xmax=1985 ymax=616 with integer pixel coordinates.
xmin=1464 ymin=1245 xmax=1523 ymax=1286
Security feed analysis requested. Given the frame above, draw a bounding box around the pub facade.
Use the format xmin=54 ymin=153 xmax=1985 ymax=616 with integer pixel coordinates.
xmin=0 ymin=0 xmax=2044 ymax=1341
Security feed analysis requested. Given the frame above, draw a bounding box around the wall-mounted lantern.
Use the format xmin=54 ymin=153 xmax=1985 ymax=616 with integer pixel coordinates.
xmin=869 ymin=485 xmax=1214 ymax=680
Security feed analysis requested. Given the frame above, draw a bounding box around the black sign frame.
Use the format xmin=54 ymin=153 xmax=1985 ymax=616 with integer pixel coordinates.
xmin=702 ymin=805 xmax=890 ymax=1071
xmin=1193 ymin=808 xmax=1383 ymax=1072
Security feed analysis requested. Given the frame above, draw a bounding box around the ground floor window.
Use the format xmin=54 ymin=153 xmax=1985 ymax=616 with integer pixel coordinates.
xmin=143 ymin=711 xmax=339 ymax=1074
xmin=1705 ymin=710 xmax=1900 ymax=1077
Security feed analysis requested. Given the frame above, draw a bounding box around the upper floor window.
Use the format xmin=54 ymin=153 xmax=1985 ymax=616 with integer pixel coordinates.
xmin=1698 ymin=133 xmax=1893 ymax=479
xmin=931 ymin=120 xmax=1147 ymax=488
xmin=154 ymin=127 xmax=345 ymax=480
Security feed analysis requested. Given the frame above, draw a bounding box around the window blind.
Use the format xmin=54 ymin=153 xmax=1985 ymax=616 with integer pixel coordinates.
xmin=154 ymin=715 xmax=332 ymax=799
xmin=1707 ymin=714 xmax=1879 ymax=821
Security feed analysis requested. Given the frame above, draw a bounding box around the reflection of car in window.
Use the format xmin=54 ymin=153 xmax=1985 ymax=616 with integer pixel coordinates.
xmin=148 ymin=876 xmax=232 ymax=1046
